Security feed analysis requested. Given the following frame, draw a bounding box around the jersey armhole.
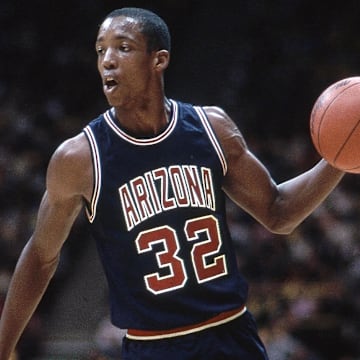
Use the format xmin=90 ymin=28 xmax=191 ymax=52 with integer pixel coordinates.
xmin=194 ymin=106 xmax=228 ymax=176
xmin=83 ymin=126 xmax=101 ymax=223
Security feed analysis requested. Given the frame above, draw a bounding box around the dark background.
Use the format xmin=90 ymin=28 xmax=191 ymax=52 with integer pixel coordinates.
xmin=2 ymin=0 xmax=360 ymax=136
xmin=1 ymin=1 xmax=360 ymax=359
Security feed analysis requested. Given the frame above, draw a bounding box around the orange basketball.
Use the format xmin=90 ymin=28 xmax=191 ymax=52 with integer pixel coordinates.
xmin=310 ymin=76 xmax=360 ymax=173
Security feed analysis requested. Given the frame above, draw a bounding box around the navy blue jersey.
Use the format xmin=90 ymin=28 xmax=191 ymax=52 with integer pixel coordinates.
xmin=83 ymin=100 xmax=248 ymax=332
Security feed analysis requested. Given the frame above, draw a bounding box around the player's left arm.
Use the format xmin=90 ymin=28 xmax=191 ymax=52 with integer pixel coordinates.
xmin=204 ymin=106 xmax=345 ymax=234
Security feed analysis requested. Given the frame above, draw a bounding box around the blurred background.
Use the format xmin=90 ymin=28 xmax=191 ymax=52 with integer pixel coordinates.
xmin=0 ymin=0 xmax=360 ymax=359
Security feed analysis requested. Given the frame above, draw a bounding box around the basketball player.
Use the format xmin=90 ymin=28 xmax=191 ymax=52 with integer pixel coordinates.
xmin=0 ymin=7 xmax=345 ymax=360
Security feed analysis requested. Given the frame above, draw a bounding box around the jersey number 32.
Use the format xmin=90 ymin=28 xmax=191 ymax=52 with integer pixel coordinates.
xmin=135 ymin=215 xmax=228 ymax=294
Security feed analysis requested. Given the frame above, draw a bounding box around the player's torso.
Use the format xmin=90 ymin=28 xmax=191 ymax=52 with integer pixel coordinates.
xmin=84 ymin=100 xmax=248 ymax=330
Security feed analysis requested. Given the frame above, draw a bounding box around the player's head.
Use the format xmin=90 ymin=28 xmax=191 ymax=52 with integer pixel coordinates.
xmin=96 ymin=7 xmax=171 ymax=107
xmin=102 ymin=8 xmax=171 ymax=54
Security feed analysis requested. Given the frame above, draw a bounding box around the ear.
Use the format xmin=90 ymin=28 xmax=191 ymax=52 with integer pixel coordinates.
xmin=153 ymin=50 xmax=170 ymax=71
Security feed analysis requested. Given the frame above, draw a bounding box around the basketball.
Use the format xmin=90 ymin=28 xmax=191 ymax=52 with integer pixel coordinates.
xmin=310 ymin=76 xmax=360 ymax=173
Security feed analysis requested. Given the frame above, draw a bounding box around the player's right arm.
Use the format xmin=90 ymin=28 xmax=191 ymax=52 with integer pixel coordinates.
xmin=0 ymin=133 xmax=92 ymax=360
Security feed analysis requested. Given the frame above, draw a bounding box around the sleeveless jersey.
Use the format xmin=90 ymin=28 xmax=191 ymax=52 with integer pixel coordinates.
xmin=83 ymin=100 xmax=248 ymax=331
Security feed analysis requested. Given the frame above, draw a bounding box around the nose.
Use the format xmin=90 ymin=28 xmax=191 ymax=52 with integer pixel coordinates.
xmin=101 ymin=48 xmax=117 ymax=69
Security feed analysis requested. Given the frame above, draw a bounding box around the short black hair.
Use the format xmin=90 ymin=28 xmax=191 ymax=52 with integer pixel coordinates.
xmin=103 ymin=7 xmax=171 ymax=53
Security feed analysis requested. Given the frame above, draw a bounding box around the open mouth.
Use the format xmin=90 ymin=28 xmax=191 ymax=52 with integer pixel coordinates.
xmin=104 ymin=77 xmax=118 ymax=90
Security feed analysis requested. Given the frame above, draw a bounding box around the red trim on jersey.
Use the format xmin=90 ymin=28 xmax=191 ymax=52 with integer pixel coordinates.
xmin=104 ymin=100 xmax=178 ymax=146
xmin=126 ymin=305 xmax=246 ymax=340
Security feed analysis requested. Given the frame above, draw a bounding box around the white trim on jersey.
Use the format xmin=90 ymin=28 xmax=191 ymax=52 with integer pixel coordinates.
xmin=83 ymin=101 xmax=226 ymax=223
xmin=103 ymin=100 xmax=178 ymax=146
xmin=194 ymin=107 xmax=228 ymax=176
xmin=126 ymin=305 xmax=246 ymax=340
xmin=83 ymin=126 xmax=102 ymax=223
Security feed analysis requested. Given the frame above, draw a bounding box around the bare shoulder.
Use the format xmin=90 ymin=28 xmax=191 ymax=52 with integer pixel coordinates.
xmin=202 ymin=105 xmax=248 ymax=153
xmin=202 ymin=105 xmax=229 ymax=126
xmin=47 ymin=132 xmax=93 ymax=201
xmin=50 ymin=132 xmax=91 ymax=165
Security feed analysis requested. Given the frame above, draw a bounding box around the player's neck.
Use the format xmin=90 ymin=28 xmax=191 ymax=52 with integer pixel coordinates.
xmin=112 ymin=97 xmax=171 ymax=138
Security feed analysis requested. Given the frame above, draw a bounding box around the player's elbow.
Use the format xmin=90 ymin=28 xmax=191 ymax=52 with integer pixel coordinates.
xmin=261 ymin=203 xmax=301 ymax=235
xmin=25 ymin=238 xmax=61 ymax=274
xmin=261 ymin=190 xmax=305 ymax=234
xmin=265 ymin=219 xmax=298 ymax=235
xmin=264 ymin=208 xmax=305 ymax=234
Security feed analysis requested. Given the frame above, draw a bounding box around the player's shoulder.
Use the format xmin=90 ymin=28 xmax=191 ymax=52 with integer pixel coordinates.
xmin=201 ymin=105 xmax=239 ymax=136
xmin=48 ymin=132 xmax=92 ymax=180
xmin=202 ymin=105 xmax=234 ymax=128
xmin=47 ymin=132 xmax=93 ymax=198
xmin=51 ymin=132 xmax=90 ymax=165
xmin=200 ymin=104 xmax=247 ymax=153
xmin=202 ymin=105 xmax=229 ymax=118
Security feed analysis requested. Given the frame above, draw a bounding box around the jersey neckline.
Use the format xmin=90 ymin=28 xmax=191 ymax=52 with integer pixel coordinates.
xmin=103 ymin=100 xmax=178 ymax=146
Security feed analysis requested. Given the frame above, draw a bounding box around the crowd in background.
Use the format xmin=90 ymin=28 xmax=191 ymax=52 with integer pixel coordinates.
xmin=1 ymin=0 xmax=360 ymax=359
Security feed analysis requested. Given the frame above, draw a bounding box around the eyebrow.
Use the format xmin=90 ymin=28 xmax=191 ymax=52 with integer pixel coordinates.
xmin=96 ymin=34 xmax=131 ymax=43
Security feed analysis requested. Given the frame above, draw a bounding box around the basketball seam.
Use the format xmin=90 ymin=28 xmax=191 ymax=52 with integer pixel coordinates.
xmin=317 ymin=82 xmax=360 ymax=157
xmin=334 ymin=117 xmax=360 ymax=170
xmin=334 ymin=117 xmax=360 ymax=162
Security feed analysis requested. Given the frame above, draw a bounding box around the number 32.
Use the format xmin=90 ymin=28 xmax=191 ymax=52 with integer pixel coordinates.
xmin=135 ymin=215 xmax=228 ymax=294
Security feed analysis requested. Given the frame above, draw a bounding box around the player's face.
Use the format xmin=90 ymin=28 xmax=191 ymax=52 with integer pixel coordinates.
xmin=95 ymin=16 xmax=157 ymax=107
